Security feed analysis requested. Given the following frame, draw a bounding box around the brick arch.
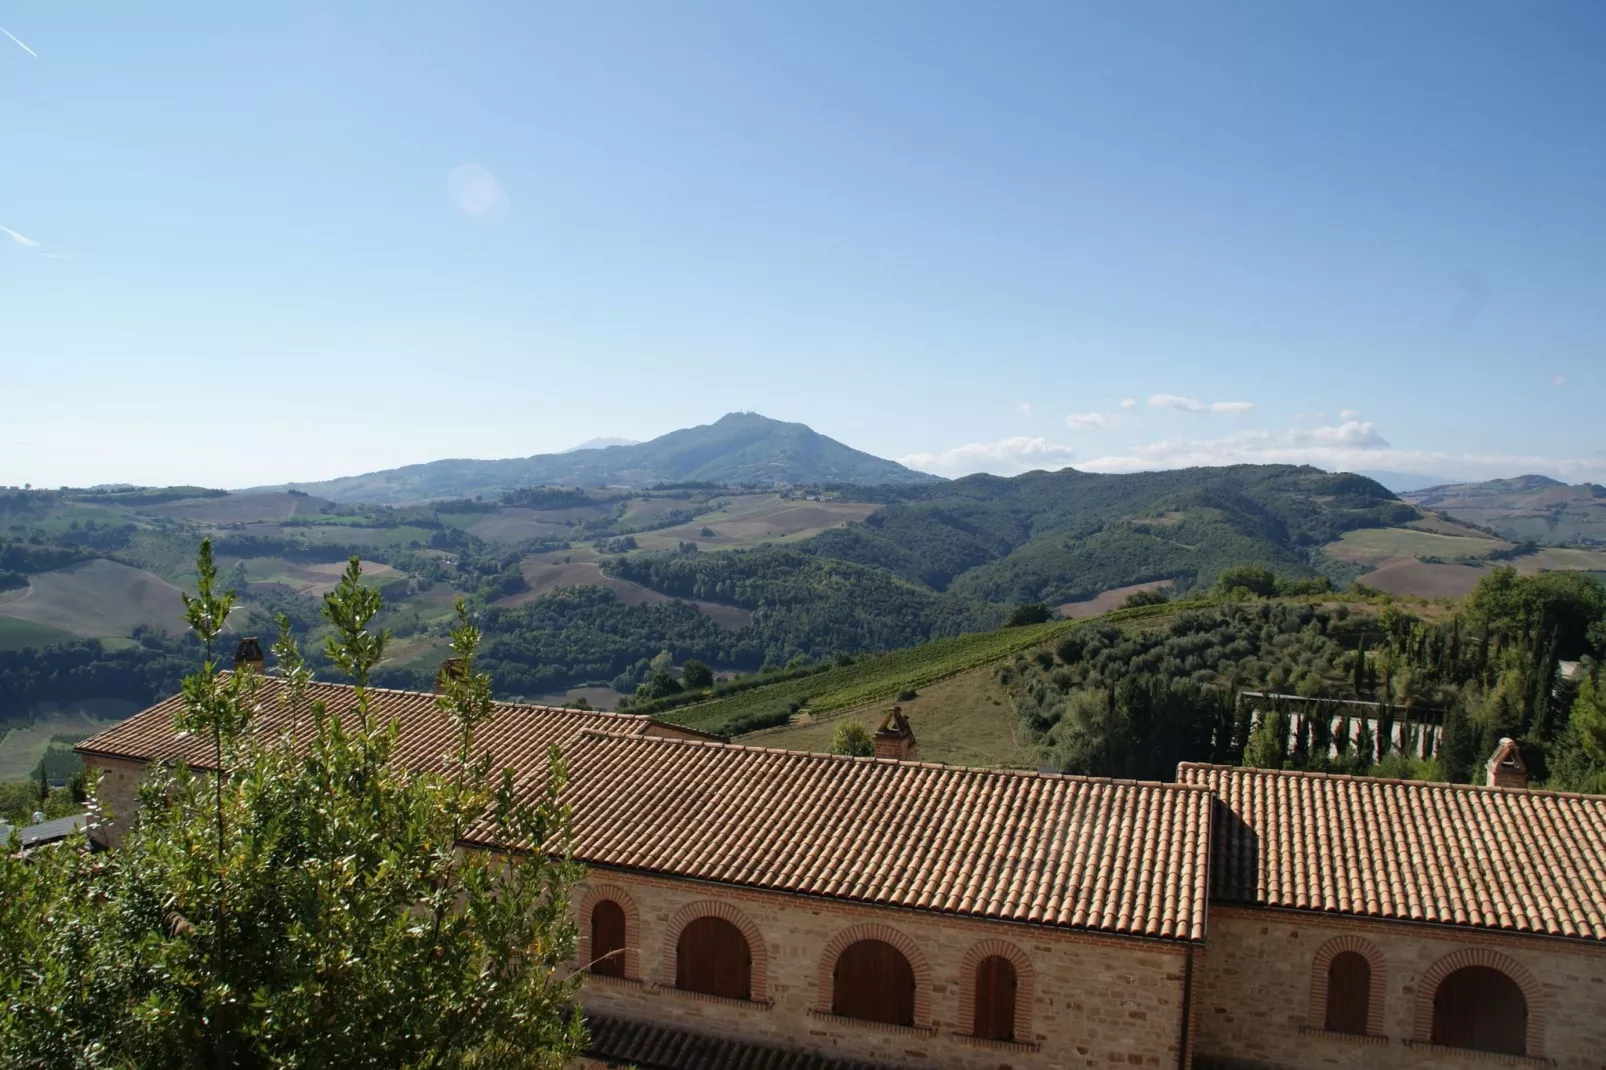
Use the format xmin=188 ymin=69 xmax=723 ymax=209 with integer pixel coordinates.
xmin=659 ymin=900 xmax=769 ymax=1002
xmin=1308 ymin=935 xmax=1387 ymax=1036
xmin=1413 ymin=947 xmax=1545 ymax=1057
xmin=815 ymin=922 xmax=932 ymax=1028
xmin=955 ymin=938 xmax=1034 ymax=1041
xmin=576 ymin=883 xmax=640 ymax=981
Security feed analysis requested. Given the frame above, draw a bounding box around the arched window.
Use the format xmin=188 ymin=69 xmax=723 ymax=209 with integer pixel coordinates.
xmin=972 ymin=955 xmax=1017 ymax=1041
xmin=675 ymin=915 xmax=751 ymax=1000
xmin=832 ymin=939 xmax=915 ymax=1026
xmin=1432 ymin=966 xmax=1528 ymax=1056
xmin=589 ymin=899 xmax=626 ymax=978
xmin=1324 ymin=951 xmax=1371 ymax=1035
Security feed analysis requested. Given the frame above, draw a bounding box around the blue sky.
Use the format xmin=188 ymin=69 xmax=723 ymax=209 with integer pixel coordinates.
xmin=2 ymin=0 xmax=1602 ymax=488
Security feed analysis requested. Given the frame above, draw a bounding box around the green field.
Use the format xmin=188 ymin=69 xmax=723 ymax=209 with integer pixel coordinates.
xmin=0 ymin=704 xmax=138 ymax=780
xmin=0 ymin=559 xmax=188 ymax=638
xmin=658 ymin=618 xmax=1081 ymax=735
xmin=0 ymin=617 xmax=78 ymax=652
xmin=1325 ymin=527 xmax=1512 ymax=567
xmin=743 ymin=665 xmax=1040 ymax=768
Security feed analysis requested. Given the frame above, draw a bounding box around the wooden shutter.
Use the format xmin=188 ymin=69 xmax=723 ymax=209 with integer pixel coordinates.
xmin=972 ymin=955 xmax=1017 ymax=1041
xmin=832 ymin=940 xmax=915 ymax=1026
xmin=1323 ymin=951 xmax=1370 ymax=1035
xmin=1432 ymin=966 xmax=1527 ymax=1056
xmin=675 ymin=916 xmax=751 ymax=1000
xmin=589 ymin=900 xmax=626 ymax=978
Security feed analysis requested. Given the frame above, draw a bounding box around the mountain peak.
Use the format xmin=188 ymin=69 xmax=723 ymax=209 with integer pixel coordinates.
xmin=277 ymin=414 xmax=941 ymax=503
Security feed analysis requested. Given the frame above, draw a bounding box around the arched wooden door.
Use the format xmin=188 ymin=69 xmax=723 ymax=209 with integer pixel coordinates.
xmin=675 ymin=916 xmax=751 ymax=1000
xmin=1323 ymin=951 xmax=1371 ymax=1034
xmin=832 ymin=939 xmax=915 ymax=1026
xmin=589 ymin=899 xmax=626 ymax=978
xmin=1432 ymin=966 xmax=1527 ymax=1055
xmin=972 ymin=955 xmax=1017 ymax=1041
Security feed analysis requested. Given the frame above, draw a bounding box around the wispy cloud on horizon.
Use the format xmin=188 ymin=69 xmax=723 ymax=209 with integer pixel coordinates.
xmin=0 ymin=25 xmax=37 ymax=58
xmin=1 ymin=224 xmax=41 ymax=247
xmin=40 ymin=252 xmax=76 ymax=260
xmin=899 ymin=436 xmax=1075 ymax=477
xmin=1148 ymin=394 xmax=1255 ymax=414
xmin=908 ymin=415 xmax=1606 ymax=484
xmin=1065 ymin=411 xmax=1112 ymax=429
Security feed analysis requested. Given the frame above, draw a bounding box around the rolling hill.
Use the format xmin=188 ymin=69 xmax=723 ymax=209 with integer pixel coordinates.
xmin=268 ymin=413 xmax=943 ymax=503
xmin=1401 ymin=475 xmax=1606 ymax=546
xmin=790 ymin=464 xmax=1416 ymax=603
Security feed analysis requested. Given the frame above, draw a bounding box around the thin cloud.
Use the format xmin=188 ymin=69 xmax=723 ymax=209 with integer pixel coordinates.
xmin=40 ymin=252 xmax=75 ymax=260
xmin=1150 ymin=394 xmax=1253 ymax=415
xmin=1074 ymin=417 xmax=1606 ymax=484
xmin=1339 ymin=409 xmax=1361 ymax=421
xmin=899 ymin=436 xmax=1075 ymax=478
xmin=1017 ymin=401 xmax=1033 ymax=418
xmin=0 ymin=25 xmax=37 ymax=58
xmin=1 ymin=225 xmax=40 ymax=248
xmin=1552 ymin=375 xmax=1567 ymax=387
xmin=1119 ymin=398 xmax=1138 ymax=409
xmin=1065 ymin=412 xmax=1111 ymax=430
xmin=1295 ymin=420 xmax=1390 ymax=449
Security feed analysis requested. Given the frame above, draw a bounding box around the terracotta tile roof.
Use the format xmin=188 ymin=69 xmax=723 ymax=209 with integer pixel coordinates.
xmin=1177 ymin=763 xmax=1606 ymax=943
xmin=484 ymin=733 xmax=1212 ymax=942
xmin=75 ymin=676 xmax=706 ymax=773
xmin=78 ymin=679 xmax=1211 ymax=942
xmin=583 ymin=1014 xmax=907 ymax=1070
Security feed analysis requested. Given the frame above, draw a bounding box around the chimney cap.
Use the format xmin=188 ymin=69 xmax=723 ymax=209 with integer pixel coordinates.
xmin=876 ymin=704 xmax=913 ymax=738
xmin=1486 ymin=737 xmax=1529 ymax=789
xmin=233 ymin=636 xmax=265 ymax=668
xmin=435 ymin=658 xmax=467 ymax=694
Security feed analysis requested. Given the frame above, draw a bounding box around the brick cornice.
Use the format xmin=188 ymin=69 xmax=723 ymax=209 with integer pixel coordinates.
xmin=1210 ymin=904 xmax=1606 ymax=961
xmin=581 ymin=863 xmax=1194 ymax=957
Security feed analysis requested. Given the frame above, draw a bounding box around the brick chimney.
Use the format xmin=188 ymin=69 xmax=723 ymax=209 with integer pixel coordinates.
xmin=874 ymin=705 xmax=918 ymax=761
xmin=1486 ymin=737 xmax=1528 ymax=789
xmin=233 ymin=637 xmax=265 ymax=675
xmin=435 ymin=658 xmax=466 ymax=694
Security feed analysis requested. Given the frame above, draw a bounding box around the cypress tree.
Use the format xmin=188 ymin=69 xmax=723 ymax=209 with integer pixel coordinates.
xmin=1293 ymin=713 xmax=1311 ymax=768
xmin=1352 ymin=640 xmax=1366 ymax=696
xmin=1376 ymin=698 xmax=1395 ymax=759
xmin=1355 ymin=719 xmax=1376 ymax=772
xmin=1310 ymin=701 xmax=1334 ymax=768
xmin=1438 ymin=696 xmax=1477 ymax=783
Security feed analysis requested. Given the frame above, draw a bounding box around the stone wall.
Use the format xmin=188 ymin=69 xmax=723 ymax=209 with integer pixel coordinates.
xmin=83 ymin=755 xmax=145 ymax=848
xmin=1192 ymin=907 xmax=1606 ymax=1070
xmin=572 ymin=867 xmax=1193 ymax=1070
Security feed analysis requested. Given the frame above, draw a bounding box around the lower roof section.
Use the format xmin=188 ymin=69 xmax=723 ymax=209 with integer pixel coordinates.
xmin=584 ymin=1014 xmax=912 ymax=1070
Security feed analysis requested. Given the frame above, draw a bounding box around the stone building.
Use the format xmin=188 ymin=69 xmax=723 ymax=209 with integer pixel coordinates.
xmin=78 ymin=667 xmax=1606 ymax=1070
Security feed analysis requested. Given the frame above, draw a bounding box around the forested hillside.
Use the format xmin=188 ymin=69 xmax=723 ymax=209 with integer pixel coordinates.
xmin=800 ymin=465 xmax=1413 ymax=602
xmin=0 ymin=463 xmax=1424 ymax=726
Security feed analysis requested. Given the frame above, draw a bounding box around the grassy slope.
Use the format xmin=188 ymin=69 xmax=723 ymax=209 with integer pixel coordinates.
xmin=656 ymin=606 xmax=1184 ymax=736
xmin=742 ymin=666 xmax=1040 ymax=768
xmin=0 ymin=707 xmax=135 ymax=780
xmin=0 ymin=560 xmax=188 ymax=638
xmin=0 ymin=617 xmax=78 ymax=652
